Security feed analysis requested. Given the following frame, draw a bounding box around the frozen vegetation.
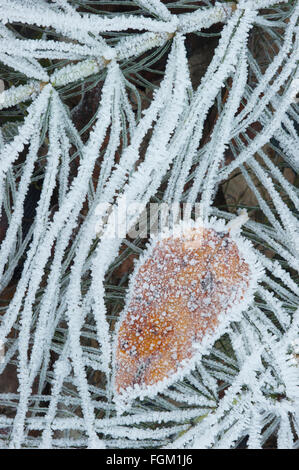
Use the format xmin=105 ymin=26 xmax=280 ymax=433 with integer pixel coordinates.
xmin=0 ymin=0 xmax=298 ymax=449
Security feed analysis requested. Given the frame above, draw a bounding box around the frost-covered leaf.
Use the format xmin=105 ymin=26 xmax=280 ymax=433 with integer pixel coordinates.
xmin=113 ymin=214 xmax=263 ymax=406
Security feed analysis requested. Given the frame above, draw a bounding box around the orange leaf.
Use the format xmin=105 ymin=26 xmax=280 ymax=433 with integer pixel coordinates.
xmin=113 ymin=216 xmax=262 ymax=406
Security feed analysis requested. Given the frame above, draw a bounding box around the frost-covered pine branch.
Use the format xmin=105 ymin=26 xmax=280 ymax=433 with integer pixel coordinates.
xmin=0 ymin=0 xmax=298 ymax=449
